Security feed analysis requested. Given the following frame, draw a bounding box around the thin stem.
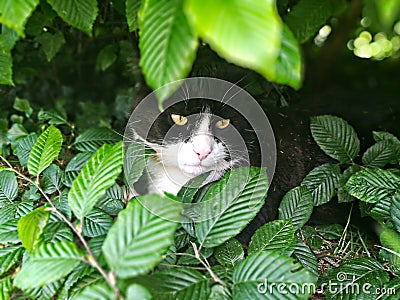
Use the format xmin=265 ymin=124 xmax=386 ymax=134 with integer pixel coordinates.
xmin=0 ymin=155 xmax=119 ymax=296
xmin=190 ymin=242 xmax=225 ymax=286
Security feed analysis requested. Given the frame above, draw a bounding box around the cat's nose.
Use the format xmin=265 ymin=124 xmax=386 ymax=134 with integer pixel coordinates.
xmin=194 ymin=148 xmax=211 ymax=161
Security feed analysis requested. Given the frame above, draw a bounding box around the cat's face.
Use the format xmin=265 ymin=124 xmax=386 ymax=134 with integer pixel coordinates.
xmin=145 ymin=99 xmax=258 ymax=177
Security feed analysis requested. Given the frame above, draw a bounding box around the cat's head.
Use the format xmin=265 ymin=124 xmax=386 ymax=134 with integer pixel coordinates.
xmin=137 ymin=99 xmax=259 ymax=177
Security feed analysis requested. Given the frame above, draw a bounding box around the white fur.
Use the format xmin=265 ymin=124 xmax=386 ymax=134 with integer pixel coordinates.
xmin=143 ymin=113 xmax=231 ymax=195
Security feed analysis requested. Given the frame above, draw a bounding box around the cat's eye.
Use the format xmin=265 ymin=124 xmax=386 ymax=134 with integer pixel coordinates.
xmin=216 ymin=119 xmax=230 ymax=129
xmin=171 ymin=114 xmax=188 ymax=125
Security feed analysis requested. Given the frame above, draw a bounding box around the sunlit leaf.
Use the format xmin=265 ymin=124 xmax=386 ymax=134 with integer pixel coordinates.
xmin=18 ymin=207 xmax=50 ymax=252
xmin=28 ymin=125 xmax=63 ymax=177
xmin=185 ymin=0 xmax=282 ymax=85
xmin=126 ymin=0 xmax=141 ymax=31
xmin=68 ymin=142 xmax=123 ymax=219
xmin=14 ymin=241 xmax=85 ymax=289
xmin=139 ymin=0 xmax=198 ymax=101
xmin=275 ymin=25 xmax=302 ymax=89
xmin=0 ymin=0 xmax=40 ymax=36
xmin=47 ymin=0 xmax=98 ymax=36
xmin=102 ymin=194 xmax=181 ymax=278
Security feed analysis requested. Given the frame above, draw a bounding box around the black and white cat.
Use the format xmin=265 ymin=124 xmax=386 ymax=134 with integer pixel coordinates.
xmin=128 ymin=98 xmax=261 ymax=195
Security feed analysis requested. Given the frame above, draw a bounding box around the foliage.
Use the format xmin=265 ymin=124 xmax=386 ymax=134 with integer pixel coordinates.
xmin=0 ymin=0 xmax=368 ymax=106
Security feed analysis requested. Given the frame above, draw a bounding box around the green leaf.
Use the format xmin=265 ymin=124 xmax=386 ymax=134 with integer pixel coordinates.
xmin=232 ymin=251 xmax=314 ymax=299
xmin=139 ymin=0 xmax=198 ymax=101
xmin=209 ymin=284 xmax=231 ymax=300
xmin=82 ymin=208 xmax=112 ymax=237
xmin=275 ymin=25 xmax=302 ymax=89
xmin=373 ymin=131 xmax=400 ymax=144
xmin=391 ymin=193 xmax=400 ymax=232
xmin=379 ymin=227 xmax=400 ymax=267
xmin=35 ymin=32 xmax=66 ymax=61
xmin=68 ymin=142 xmax=123 ymax=219
xmin=185 ymin=0 xmax=282 ymax=86
xmin=278 ymin=186 xmax=313 ymax=230
xmin=40 ymin=164 xmax=63 ymax=194
xmin=96 ymin=44 xmax=117 ymax=71
xmin=13 ymin=97 xmax=33 ymax=117
xmin=27 ymin=125 xmax=63 ymax=177
xmin=126 ymin=284 xmax=151 ymax=300
xmin=315 ymin=224 xmax=344 ymax=240
xmin=25 ymin=280 xmax=65 ymax=300
xmin=13 ymin=132 xmax=38 ymax=167
xmin=323 ymin=258 xmax=389 ymax=299
xmin=0 ymin=245 xmax=24 ymax=275
xmin=102 ymin=194 xmax=181 ymax=278
xmin=337 ymin=164 xmax=362 ymax=203
xmin=0 ymin=0 xmax=40 ymax=36
xmin=0 ymin=51 xmax=13 ymax=85
xmin=298 ymin=226 xmax=323 ymax=250
xmin=68 ymin=273 xmax=103 ymax=299
xmin=177 ymin=244 xmax=213 ymax=266
xmin=74 ymin=127 xmax=121 ymax=152
xmin=345 ymin=168 xmax=400 ymax=203
xmin=310 ymin=115 xmax=360 ymax=163
xmin=248 ymin=219 xmax=296 ymax=255
xmin=301 ymin=164 xmax=340 ymax=206
xmin=14 ymin=241 xmax=85 ymax=289
xmin=96 ymin=184 xmax=125 ymax=214
xmin=0 ymin=170 xmax=18 ymax=202
xmin=44 ymin=222 xmax=74 ymax=243
xmin=38 ymin=109 xmax=69 ymax=126
xmin=62 ymin=152 xmax=92 ymax=187
xmin=126 ymin=0 xmax=141 ymax=31
xmin=0 ymin=276 xmax=12 ymax=300
xmin=195 ymin=167 xmax=269 ymax=248
xmin=293 ymin=240 xmax=318 ymax=282
xmin=7 ymin=123 xmax=28 ymax=141
xmin=380 ymin=277 xmax=400 ymax=300
xmin=47 ymin=0 xmax=98 ymax=36
xmin=284 ymin=0 xmax=334 ymax=43
xmin=18 ymin=207 xmax=50 ymax=252
xmin=362 ymin=140 xmax=397 ymax=167
xmin=52 ymin=189 xmax=72 ymax=220
xmin=0 ymin=219 xmax=19 ymax=244
xmin=134 ymin=267 xmax=210 ymax=299
xmin=124 ymin=140 xmax=148 ymax=188
xmin=214 ymin=238 xmax=244 ymax=267
xmin=72 ymin=282 xmax=116 ymax=300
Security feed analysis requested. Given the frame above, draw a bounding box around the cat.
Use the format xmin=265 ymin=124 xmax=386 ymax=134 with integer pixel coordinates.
xmin=127 ymin=98 xmax=262 ymax=195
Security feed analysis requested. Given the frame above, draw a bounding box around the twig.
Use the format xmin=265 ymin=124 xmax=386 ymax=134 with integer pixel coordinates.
xmin=190 ymin=242 xmax=226 ymax=286
xmin=0 ymin=155 xmax=120 ymax=297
